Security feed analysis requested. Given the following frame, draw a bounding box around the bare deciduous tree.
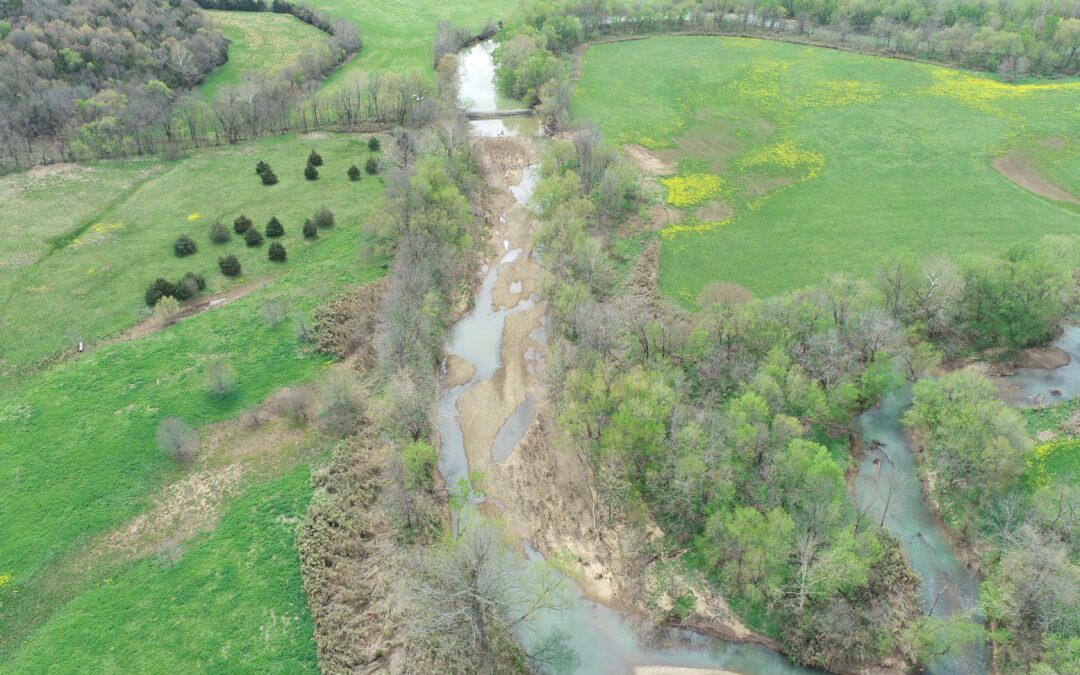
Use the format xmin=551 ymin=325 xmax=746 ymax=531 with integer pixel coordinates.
xmin=156 ymin=416 xmax=197 ymax=462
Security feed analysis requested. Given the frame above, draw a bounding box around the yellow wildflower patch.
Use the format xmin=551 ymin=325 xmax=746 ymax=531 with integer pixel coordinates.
xmin=187 ymin=213 xmax=201 ymax=221
xmin=0 ymin=572 xmax=11 ymax=590
xmin=661 ymin=218 xmax=732 ymax=239
xmin=1026 ymin=438 xmax=1079 ymax=489
xmin=661 ymin=173 xmax=726 ymax=207
xmin=927 ymin=68 xmax=1080 ymax=114
xmin=738 ymin=139 xmax=825 ymax=180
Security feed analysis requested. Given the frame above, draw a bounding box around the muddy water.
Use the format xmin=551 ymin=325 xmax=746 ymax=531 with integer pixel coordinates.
xmin=458 ymin=40 xmax=540 ymax=138
xmin=1002 ymin=325 xmax=1080 ymax=406
xmin=854 ymin=391 xmax=986 ymax=674
xmin=443 ymin=41 xmax=815 ymax=675
xmin=854 ymin=326 xmax=1080 ymax=674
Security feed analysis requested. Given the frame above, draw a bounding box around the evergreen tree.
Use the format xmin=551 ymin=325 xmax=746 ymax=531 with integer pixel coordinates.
xmin=365 ymin=156 xmax=379 ymax=175
xmin=209 ymin=221 xmax=230 ymax=243
xmin=367 ymin=136 xmax=380 ymax=152
xmin=219 ymin=255 xmax=242 ymax=276
xmin=233 ymin=214 xmax=253 ymax=234
xmin=268 ymin=242 xmax=287 ymax=262
xmin=304 ymin=163 xmax=319 ymax=180
xmin=173 ymin=234 xmax=197 ymax=257
xmin=307 ymin=149 xmax=323 ymax=166
xmin=145 ymin=277 xmax=177 ymax=306
xmin=260 ymin=167 xmax=279 ymax=185
xmin=347 ymin=165 xmax=361 ymax=181
xmin=245 ymin=228 xmax=264 ymax=247
xmin=303 ymin=219 xmax=318 ymax=239
xmin=256 ymin=160 xmax=270 ymax=176
xmin=266 ymin=216 xmax=284 ymax=238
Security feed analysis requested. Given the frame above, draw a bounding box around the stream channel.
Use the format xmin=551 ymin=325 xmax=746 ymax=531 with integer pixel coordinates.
xmin=441 ymin=39 xmax=1076 ymax=674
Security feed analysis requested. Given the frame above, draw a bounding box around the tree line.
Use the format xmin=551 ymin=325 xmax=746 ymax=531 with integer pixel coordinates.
xmin=0 ymin=0 xmax=369 ymax=168
xmin=491 ymin=0 xmax=1080 ymax=113
xmin=526 ymin=117 xmax=1080 ymax=669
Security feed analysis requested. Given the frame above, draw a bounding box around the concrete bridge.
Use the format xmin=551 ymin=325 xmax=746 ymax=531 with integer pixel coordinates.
xmin=466 ymin=109 xmax=536 ymax=120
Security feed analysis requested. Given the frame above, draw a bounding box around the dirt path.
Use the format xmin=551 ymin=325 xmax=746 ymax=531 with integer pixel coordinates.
xmin=993 ymin=153 xmax=1080 ymax=205
xmin=110 ymin=277 xmax=268 ymax=344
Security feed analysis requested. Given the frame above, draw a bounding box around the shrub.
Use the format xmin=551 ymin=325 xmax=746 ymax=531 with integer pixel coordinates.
xmin=347 ymin=164 xmax=361 ymax=181
xmin=245 ymin=228 xmax=264 ymax=247
xmin=308 ymin=149 xmax=323 ymax=166
xmin=265 ymin=216 xmax=284 ymax=238
xmin=204 ymin=357 xmax=236 ymax=398
xmin=260 ymin=167 xmax=278 ymax=185
xmin=233 ymin=214 xmax=253 ymax=234
xmin=368 ymin=136 xmax=380 ymax=152
xmin=156 ymin=416 xmax=196 ymax=461
xmin=304 ymin=163 xmax=319 ymax=180
xmin=262 ymin=299 xmax=288 ymax=326
xmin=173 ymin=234 xmax=197 ymax=257
xmin=314 ymin=208 xmax=334 ymax=229
xmin=268 ymin=242 xmax=287 ymax=262
xmin=176 ymin=271 xmax=206 ymax=300
xmin=219 ymin=254 xmax=241 ymax=276
xmin=319 ymin=370 xmax=362 ymax=437
xmin=365 ymin=156 xmax=379 ymax=175
xmin=208 ymin=221 xmax=230 ymax=244
xmin=153 ymin=296 xmax=181 ymax=326
xmin=145 ymin=277 xmax=177 ymax=306
xmin=303 ymin=219 xmax=318 ymax=239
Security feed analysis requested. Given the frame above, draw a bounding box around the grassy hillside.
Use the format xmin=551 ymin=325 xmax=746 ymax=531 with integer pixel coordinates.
xmin=306 ymin=0 xmax=516 ymax=91
xmin=0 ymin=132 xmax=386 ymax=669
xmin=3 ymin=468 xmax=320 ymax=673
xmin=200 ymin=10 xmax=330 ymax=100
xmin=572 ymin=36 xmax=1080 ymax=301
xmin=0 ymin=133 xmax=381 ymax=369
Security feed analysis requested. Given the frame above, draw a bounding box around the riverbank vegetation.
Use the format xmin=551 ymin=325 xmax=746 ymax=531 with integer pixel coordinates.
xmin=906 ymin=368 xmax=1079 ymax=671
xmin=526 ymin=109 xmax=1080 ymax=668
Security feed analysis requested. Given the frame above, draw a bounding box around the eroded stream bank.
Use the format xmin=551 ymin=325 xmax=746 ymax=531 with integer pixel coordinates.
xmin=439 ymin=39 xmax=815 ymax=675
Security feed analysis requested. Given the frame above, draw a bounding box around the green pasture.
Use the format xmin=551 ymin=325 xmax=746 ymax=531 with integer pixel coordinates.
xmin=200 ymin=10 xmax=329 ymax=100
xmin=306 ymin=0 xmax=516 ymax=92
xmin=0 ymin=132 xmax=382 ymax=368
xmin=572 ymin=36 xmax=1080 ymax=302
xmin=0 ymin=132 xmax=386 ymax=668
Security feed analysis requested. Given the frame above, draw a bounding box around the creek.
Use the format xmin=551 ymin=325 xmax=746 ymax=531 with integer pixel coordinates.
xmin=853 ymin=326 xmax=1080 ymax=674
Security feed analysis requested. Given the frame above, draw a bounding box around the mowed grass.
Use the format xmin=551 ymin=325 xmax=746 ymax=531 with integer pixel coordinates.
xmin=0 ymin=132 xmax=386 ymax=668
xmin=305 ymin=0 xmax=516 ymax=91
xmin=3 ymin=467 xmax=319 ymax=674
xmin=572 ymin=36 xmax=1080 ymax=301
xmin=0 ymin=132 xmax=382 ymax=368
xmin=199 ymin=10 xmax=329 ymax=100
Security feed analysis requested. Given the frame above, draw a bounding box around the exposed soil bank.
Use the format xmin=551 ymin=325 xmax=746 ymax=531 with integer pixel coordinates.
xmin=993 ymin=153 xmax=1080 ymax=205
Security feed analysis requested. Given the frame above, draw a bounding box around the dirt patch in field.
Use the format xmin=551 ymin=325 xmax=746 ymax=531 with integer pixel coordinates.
xmin=26 ymin=162 xmax=78 ymax=177
xmin=739 ymin=174 xmax=794 ymax=197
xmin=651 ymin=205 xmax=683 ymax=229
xmin=97 ymin=464 xmax=248 ymax=562
xmin=993 ymin=154 xmax=1080 ymax=205
xmin=695 ymin=200 xmax=733 ymax=222
xmin=1038 ymin=137 xmax=1066 ymax=149
xmin=625 ymin=144 xmax=674 ymax=176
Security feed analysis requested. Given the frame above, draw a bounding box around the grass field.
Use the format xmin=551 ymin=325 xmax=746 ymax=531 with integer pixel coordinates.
xmin=0 ymin=133 xmax=382 ymax=369
xmin=572 ymin=36 xmax=1080 ymax=302
xmin=199 ymin=11 xmax=329 ymax=100
xmin=3 ymin=468 xmax=319 ymax=673
xmin=0 ymin=132 xmax=386 ymax=669
xmin=305 ymin=0 xmax=516 ymax=92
